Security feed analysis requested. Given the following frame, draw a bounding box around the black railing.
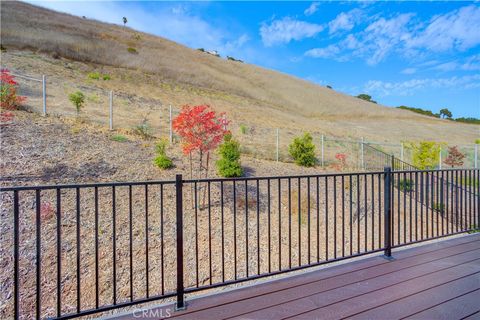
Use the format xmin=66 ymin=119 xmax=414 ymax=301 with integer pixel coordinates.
xmin=1 ymin=169 xmax=479 ymax=319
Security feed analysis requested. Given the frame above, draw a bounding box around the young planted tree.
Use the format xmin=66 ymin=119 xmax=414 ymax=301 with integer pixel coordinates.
xmin=173 ymin=105 xmax=229 ymax=205
xmin=153 ymin=139 xmax=173 ymax=169
xmin=217 ymin=133 xmax=243 ymax=177
xmin=68 ymin=91 xmax=85 ymax=115
xmin=289 ymin=132 xmax=317 ymax=167
xmin=1 ymin=69 xmax=26 ymax=109
xmin=444 ymin=146 xmax=465 ymax=168
xmin=123 ymin=17 xmax=128 ymax=26
xmin=406 ymin=141 xmax=442 ymax=169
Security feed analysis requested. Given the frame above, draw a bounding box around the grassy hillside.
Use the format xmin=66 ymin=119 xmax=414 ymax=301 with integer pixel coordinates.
xmin=1 ymin=1 xmax=478 ymax=147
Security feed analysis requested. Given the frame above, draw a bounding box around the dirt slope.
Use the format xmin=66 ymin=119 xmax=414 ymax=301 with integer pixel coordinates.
xmin=1 ymin=1 xmax=478 ymax=146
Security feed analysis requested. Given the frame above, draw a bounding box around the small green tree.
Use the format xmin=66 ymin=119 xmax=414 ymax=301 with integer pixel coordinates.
xmin=406 ymin=141 xmax=441 ymax=169
xmin=153 ymin=139 xmax=173 ymax=169
xmin=123 ymin=17 xmax=127 ymax=26
xmin=68 ymin=91 xmax=85 ymax=115
xmin=289 ymin=132 xmax=317 ymax=167
xmin=439 ymin=108 xmax=452 ymax=119
xmin=217 ymin=133 xmax=243 ymax=177
xmin=356 ymin=93 xmax=377 ymax=104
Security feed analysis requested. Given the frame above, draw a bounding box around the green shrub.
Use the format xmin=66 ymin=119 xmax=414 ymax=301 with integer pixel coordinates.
xmin=111 ymin=134 xmax=128 ymax=142
xmin=289 ymin=132 xmax=317 ymax=167
xmin=399 ymin=179 xmax=413 ymax=192
xmin=153 ymin=139 xmax=173 ymax=169
xmin=88 ymin=72 xmax=100 ymax=80
xmin=455 ymin=117 xmax=480 ymax=125
xmin=102 ymin=74 xmax=111 ymax=80
xmin=356 ymin=94 xmax=377 ymax=104
xmin=217 ymin=133 xmax=243 ymax=177
xmin=154 ymin=156 xmax=173 ymax=169
xmin=475 ymin=139 xmax=480 ymax=145
xmin=127 ymin=47 xmax=138 ymax=54
xmin=405 ymin=141 xmax=441 ymax=169
xmin=134 ymin=121 xmax=152 ymax=139
xmin=239 ymin=124 xmax=248 ymax=135
xmin=68 ymin=91 xmax=85 ymax=115
xmin=397 ymin=105 xmax=439 ymax=118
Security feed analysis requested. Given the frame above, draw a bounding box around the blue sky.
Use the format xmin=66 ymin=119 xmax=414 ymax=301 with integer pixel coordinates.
xmin=31 ymin=1 xmax=480 ymax=118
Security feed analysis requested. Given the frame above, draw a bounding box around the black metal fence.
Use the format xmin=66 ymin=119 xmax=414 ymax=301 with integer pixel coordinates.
xmin=1 ymin=168 xmax=478 ymax=319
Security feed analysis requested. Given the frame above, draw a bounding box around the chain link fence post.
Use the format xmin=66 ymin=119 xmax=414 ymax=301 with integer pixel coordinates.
xmin=475 ymin=144 xmax=478 ymax=169
xmin=361 ymin=137 xmax=365 ymax=170
xmin=42 ymin=75 xmax=47 ymax=116
xmin=439 ymin=147 xmax=442 ymax=169
xmin=169 ymin=105 xmax=173 ymax=144
xmin=276 ymin=128 xmax=279 ymax=162
xmin=321 ymin=134 xmax=324 ymax=167
xmin=109 ymin=91 xmax=113 ymax=130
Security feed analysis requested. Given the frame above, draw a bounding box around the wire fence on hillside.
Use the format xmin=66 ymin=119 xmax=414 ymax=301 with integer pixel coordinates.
xmin=5 ymin=68 xmax=480 ymax=170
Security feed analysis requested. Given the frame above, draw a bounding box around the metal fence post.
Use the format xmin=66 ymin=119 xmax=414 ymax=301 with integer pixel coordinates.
xmin=321 ymin=135 xmax=324 ymax=167
xmin=361 ymin=137 xmax=365 ymax=170
xmin=13 ymin=190 xmax=19 ymax=319
xmin=42 ymin=75 xmax=47 ymax=116
xmin=475 ymin=145 xmax=478 ymax=169
xmin=109 ymin=91 xmax=113 ymax=130
xmin=439 ymin=147 xmax=442 ymax=169
xmin=175 ymin=174 xmax=186 ymax=310
xmin=276 ymin=128 xmax=279 ymax=162
xmin=170 ymin=105 xmax=173 ymax=144
xmin=384 ymin=167 xmax=392 ymax=257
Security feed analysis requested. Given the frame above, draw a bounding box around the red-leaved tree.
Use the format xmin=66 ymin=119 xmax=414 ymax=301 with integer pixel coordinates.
xmin=1 ymin=69 xmax=26 ymax=109
xmin=173 ymin=105 xmax=229 ymax=206
xmin=444 ymin=146 xmax=465 ymax=168
xmin=331 ymin=153 xmax=347 ymax=171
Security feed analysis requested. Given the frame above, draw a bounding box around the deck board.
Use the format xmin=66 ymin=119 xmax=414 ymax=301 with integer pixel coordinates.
xmin=112 ymin=234 xmax=480 ymax=320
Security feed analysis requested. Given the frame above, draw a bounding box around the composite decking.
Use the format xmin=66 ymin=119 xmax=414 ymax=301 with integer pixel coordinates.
xmin=113 ymin=233 xmax=480 ymax=320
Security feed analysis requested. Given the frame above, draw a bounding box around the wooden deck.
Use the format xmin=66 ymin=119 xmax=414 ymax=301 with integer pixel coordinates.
xmin=113 ymin=234 xmax=480 ymax=320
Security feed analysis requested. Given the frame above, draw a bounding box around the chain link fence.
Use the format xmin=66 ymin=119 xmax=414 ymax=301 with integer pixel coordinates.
xmin=5 ymin=68 xmax=479 ymax=170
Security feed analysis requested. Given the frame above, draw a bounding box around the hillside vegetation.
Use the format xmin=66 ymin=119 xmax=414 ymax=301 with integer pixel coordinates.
xmin=1 ymin=1 xmax=478 ymax=146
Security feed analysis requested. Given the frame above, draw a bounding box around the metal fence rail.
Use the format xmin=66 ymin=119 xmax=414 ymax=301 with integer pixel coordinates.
xmin=1 ymin=168 xmax=479 ymax=319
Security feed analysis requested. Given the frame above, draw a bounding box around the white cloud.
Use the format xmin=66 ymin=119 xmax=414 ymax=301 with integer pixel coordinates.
xmin=361 ymin=13 xmax=414 ymax=65
xmin=407 ymin=5 xmax=480 ymax=52
xmin=304 ymin=2 xmax=320 ymax=16
xmin=305 ymin=45 xmax=340 ymax=59
xmin=401 ymin=68 xmax=417 ymax=75
xmin=306 ymin=13 xmax=414 ymax=65
xmin=328 ymin=9 xmax=362 ymax=34
xmin=364 ymin=74 xmax=480 ymax=96
xmin=306 ymin=4 xmax=480 ymax=66
xmin=224 ymin=34 xmax=250 ymax=52
xmin=434 ymin=54 xmax=480 ymax=72
xmin=260 ymin=17 xmax=324 ymax=47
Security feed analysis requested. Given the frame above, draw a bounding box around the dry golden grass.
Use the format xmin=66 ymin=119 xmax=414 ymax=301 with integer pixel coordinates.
xmin=1 ymin=1 xmax=478 ymax=151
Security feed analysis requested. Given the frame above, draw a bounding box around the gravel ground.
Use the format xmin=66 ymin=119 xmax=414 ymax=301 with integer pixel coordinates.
xmin=0 ymin=110 xmax=460 ymax=319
